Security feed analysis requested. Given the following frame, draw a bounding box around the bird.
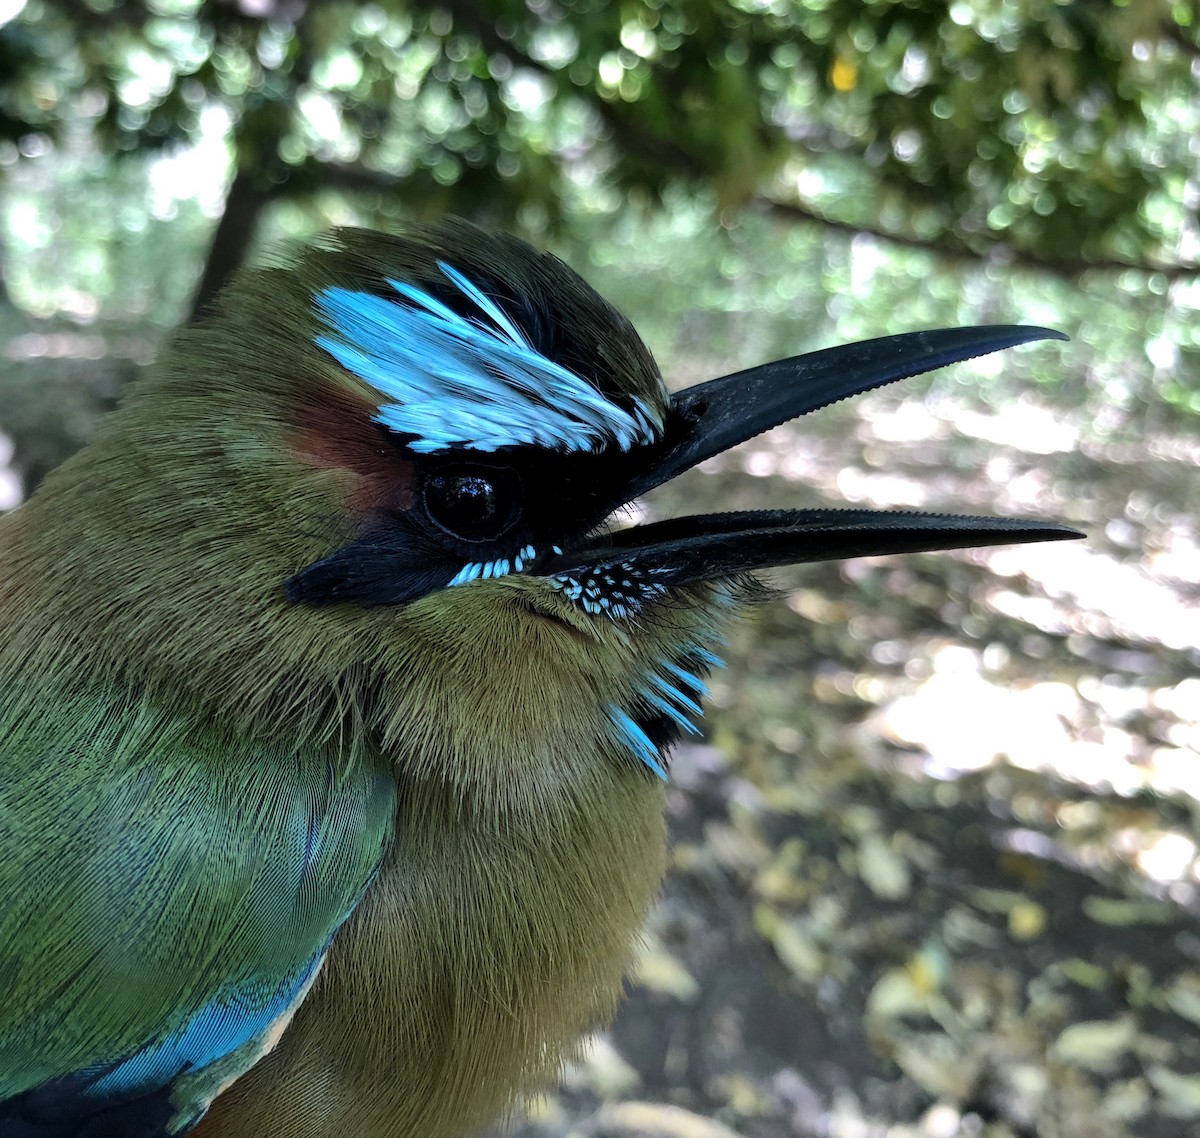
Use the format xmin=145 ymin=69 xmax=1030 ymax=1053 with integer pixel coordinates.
xmin=0 ymin=220 xmax=1080 ymax=1138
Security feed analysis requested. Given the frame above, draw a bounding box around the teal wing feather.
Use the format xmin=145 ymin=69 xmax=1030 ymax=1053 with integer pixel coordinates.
xmin=0 ymin=685 xmax=395 ymax=1134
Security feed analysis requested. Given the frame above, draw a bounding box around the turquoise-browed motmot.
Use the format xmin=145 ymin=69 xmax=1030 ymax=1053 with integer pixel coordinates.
xmin=0 ymin=221 xmax=1079 ymax=1138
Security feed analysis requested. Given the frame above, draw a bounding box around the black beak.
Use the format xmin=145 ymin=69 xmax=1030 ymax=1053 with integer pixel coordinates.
xmin=546 ymin=325 xmax=1082 ymax=585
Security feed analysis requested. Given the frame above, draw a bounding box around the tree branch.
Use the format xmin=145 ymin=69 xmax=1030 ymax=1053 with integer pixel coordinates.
xmin=188 ymin=0 xmax=323 ymax=316
xmin=761 ymin=196 xmax=1200 ymax=282
xmin=1159 ymin=18 xmax=1200 ymax=64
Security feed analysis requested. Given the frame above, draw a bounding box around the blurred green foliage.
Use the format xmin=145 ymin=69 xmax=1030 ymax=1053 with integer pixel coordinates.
xmin=3 ymin=0 xmax=1199 ymax=281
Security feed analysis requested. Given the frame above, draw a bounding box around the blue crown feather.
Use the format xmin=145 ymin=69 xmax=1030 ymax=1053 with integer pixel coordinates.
xmin=314 ymin=262 xmax=662 ymax=454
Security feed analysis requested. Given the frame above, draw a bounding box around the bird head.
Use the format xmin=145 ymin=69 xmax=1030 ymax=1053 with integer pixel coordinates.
xmin=18 ymin=221 xmax=1078 ymax=790
xmin=270 ymin=222 xmax=1077 ymax=778
xmin=279 ymin=226 xmax=1078 ymax=618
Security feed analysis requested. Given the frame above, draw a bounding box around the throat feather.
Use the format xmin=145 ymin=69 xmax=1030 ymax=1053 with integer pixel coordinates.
xmin=609 ymin=641 xmax=727 ymax=780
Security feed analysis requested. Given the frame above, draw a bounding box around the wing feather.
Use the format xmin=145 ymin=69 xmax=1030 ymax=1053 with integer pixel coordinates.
xmin=0 ymin=687 xmax=394 ymax=1134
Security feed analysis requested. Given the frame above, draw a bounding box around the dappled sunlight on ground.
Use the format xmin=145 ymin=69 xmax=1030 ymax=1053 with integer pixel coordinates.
xmin=873 ymin=643 xmax=1200 ymax=881
xmin=987 ymin=542 xmax=1200 ymax=653
xmin=876 ymin=645 xmax=1084 ymax=778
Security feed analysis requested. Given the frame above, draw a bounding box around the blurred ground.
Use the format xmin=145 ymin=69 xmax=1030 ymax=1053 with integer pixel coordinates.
xmin=490 ymin=382 xmax=1200 ymax=1138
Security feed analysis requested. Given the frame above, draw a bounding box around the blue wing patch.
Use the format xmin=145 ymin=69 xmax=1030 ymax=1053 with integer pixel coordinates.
xmin=0 ymin=949 xmax=327 ymax=1138
xmin=86 ymin=951 xmax=326 ymax=1098
xmin=0 ymin=697 xmax=396 ymax=1138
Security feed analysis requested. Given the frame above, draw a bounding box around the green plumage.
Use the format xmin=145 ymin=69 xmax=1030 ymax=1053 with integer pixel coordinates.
xmin=0 ymin=224 xmax=712 ymax=1136
xmin=0 ymin=683 xmax=393 ymax=1126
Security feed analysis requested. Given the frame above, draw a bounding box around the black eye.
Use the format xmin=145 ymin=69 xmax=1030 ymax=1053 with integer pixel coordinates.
xmin=423 ymin=465 xmax=521 ymax=543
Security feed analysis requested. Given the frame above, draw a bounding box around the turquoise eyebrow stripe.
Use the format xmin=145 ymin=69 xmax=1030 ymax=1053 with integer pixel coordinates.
xmin=313 ymin=262 xmax=662 ymax=455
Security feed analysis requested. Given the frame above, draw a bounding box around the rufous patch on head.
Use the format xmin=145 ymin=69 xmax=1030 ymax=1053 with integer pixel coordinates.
xmin=290 ymin=382 xmax=416 ymax=517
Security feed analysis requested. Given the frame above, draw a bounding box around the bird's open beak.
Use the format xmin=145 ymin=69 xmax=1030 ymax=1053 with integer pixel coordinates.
xmin=544 ymin=326 xmax=1082 ymax=585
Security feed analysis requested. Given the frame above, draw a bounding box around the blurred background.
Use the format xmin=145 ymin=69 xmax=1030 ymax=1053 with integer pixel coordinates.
xmin=1 ymin=2 xmax=1197 ymax=1135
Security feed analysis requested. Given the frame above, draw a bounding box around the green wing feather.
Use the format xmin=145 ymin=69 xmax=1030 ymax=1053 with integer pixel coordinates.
xmin=0 ymin=681 xmax=394 ymax=1128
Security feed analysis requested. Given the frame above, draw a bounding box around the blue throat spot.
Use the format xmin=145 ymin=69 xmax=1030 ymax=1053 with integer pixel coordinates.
xmin=647 ymin=669 xmax=704 ymax=714
xmin=608 ymin=640 xmax=726 ymax=779
xmin=608 ymin=706 xmax=668 ymax=780
xmin=313 ymin=263 xmax=663 ymax=455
